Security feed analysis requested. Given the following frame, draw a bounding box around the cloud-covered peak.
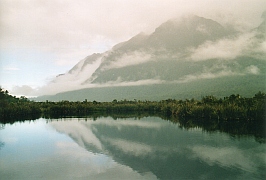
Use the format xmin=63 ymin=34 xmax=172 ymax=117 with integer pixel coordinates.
xmin=147 ymin=14 xmax=234 ymax=50
xmin=12 ymin=13 xmax=266 ymax=97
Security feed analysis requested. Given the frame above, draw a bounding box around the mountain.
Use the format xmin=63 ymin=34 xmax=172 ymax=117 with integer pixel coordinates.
xmin=35 ymin=15 xmax=266 ymax=101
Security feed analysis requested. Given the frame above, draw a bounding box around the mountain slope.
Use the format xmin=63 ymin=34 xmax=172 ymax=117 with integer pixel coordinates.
xmin=35 ymin=74 xmax=265 ymax=102
xmin=35 ymin=14 xmax=266 ymax=101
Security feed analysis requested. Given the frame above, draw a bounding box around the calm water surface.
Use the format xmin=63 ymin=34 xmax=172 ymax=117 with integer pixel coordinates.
xmin=0 ymin=117 xmax=265 ymax=180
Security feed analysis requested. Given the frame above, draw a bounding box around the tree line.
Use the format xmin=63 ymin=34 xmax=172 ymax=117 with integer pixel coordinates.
xmin=1 ymin=87 xmax=265 ymax=122
xmin=0 ymin=88 xmax=41 ymax=123
xmin=0 ymin=87 xmax=265 ymax=141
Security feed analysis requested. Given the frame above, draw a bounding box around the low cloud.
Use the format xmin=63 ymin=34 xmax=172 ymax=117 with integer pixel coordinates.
xmin=19 ymin=78 xmax=164 ymax=96
xmin=177 ymin=70 xmax=238 ymax=83
xmin=99 ymin=78 xmax=165 ymax=87
xmin=9 ymin=69 xmax=162 ymax=96
xmin=10 ymin=85 xmax=35 ymax=97
xmin=188 ymin=32 xmax=255 ymax=61
xmin=176 ymin=63 xmax=261 ymax=83
xmin=246 ymin=65 xmax=260 ymax=75
xmin=53 ymin=57 xmax=102 ymax=83
xmin=102 ymin=51 xmax=152 ymax=70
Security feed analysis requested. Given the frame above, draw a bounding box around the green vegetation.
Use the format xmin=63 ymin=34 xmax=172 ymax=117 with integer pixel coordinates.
xmin=0 ymin=87 xmax=41 ymax=123
xmin=0 ymin=87 xmax=265 ymax=141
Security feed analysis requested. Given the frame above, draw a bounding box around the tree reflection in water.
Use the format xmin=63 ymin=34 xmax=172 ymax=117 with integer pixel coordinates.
xmin=173 ymin=116 xmax=265 ymax=143
xmin=44 ymin=112 xmax=266 ymax=143
xmin=0 ymin=124 xmax=5 ymax=150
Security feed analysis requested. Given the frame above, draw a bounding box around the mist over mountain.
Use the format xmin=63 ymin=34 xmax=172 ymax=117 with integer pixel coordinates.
xmin=35 ymin=14 xmax=266 ymax=101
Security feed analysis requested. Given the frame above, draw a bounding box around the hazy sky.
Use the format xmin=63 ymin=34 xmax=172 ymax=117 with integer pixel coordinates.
xmin=0 ymin=0 xmax=265 ymax=95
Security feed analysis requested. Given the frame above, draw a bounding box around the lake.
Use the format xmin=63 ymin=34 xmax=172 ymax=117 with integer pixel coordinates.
xmin=0 ymin=116 xmax=265 ymax=180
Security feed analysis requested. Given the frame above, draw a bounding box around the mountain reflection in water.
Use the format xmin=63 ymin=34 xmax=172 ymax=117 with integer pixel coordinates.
xmin=50 ymin=117 xmax=265 ymax=179
xmin=0 ymin=117 xmax=265 ymax=179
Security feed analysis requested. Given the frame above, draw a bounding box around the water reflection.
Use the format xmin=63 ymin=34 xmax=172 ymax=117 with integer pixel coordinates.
xmin=0 ymin=142 xmax=4 ymax=150
xmin=0 ymin=124 xmax=5 ymax=150
xmin=50 ymin=117 xmax=266 ymax=179
xmin=0 ymin=117 xmax=265 ymax=179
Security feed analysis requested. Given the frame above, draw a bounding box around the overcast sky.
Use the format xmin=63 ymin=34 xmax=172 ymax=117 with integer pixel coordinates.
xmin=0 ymin=0 xmax=265 ymax=95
